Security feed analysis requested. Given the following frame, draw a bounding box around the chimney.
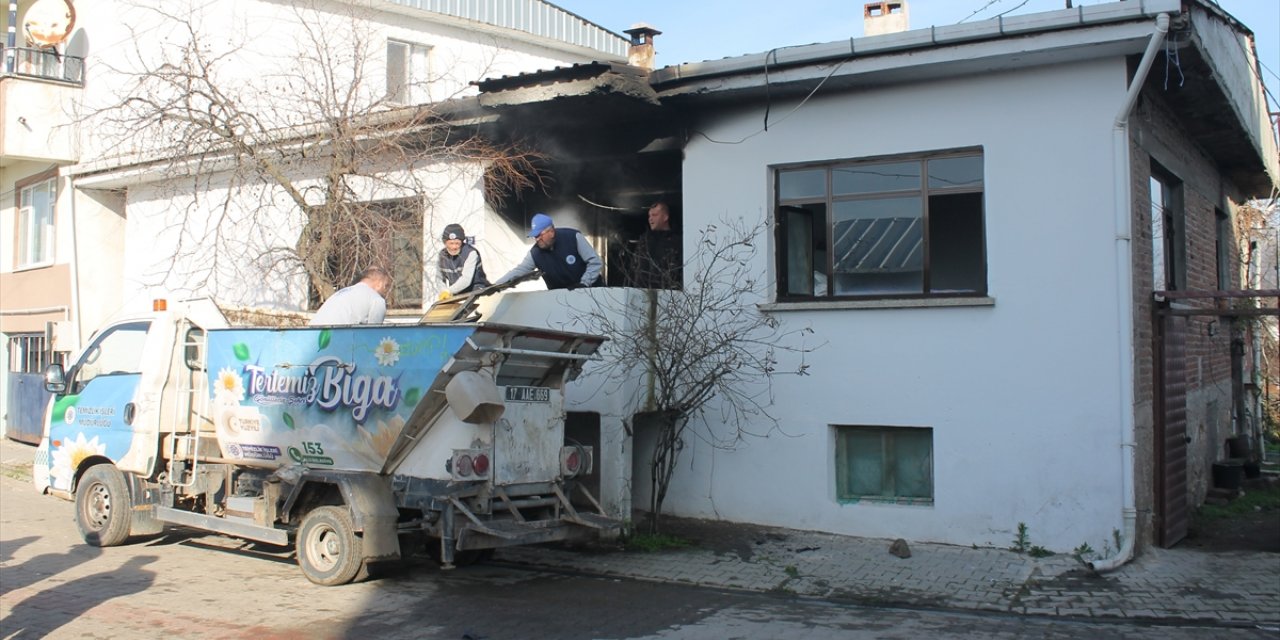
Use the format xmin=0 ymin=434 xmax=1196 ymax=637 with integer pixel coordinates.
xmin=624 ymin=23 xmax=662 ymax=71
xmin=864 ymin=1 xmax=909 ymax=36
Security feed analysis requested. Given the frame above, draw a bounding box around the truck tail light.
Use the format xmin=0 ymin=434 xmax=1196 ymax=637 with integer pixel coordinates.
xmin=449 ymin=449 xmax=491 ymax=481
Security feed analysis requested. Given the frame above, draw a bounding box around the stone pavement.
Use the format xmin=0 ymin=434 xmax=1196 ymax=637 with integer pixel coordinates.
xmin=3 ymin=435 xmax=1277 ymax=634
xmin=497 ymin=516 xmax=1280 ymax=629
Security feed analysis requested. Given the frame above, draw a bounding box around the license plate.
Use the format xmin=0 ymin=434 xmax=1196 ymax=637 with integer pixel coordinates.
xmin=505 ymin=386 xmax=550 ymax=402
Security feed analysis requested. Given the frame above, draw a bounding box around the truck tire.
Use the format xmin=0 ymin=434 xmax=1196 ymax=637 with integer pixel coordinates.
xmin=297 ymin=506 xmax=366 ymax=586
xmin=76 ymin=464 xmax=133 ymax=547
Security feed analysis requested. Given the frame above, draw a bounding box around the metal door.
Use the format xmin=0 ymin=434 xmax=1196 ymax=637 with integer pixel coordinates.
xmin=1153 ymin=312 xmax=1189 ymax=548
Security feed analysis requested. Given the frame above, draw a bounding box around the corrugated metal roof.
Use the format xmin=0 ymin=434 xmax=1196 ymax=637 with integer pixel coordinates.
xmin=383 ymin=0 xmax=629 ymax=58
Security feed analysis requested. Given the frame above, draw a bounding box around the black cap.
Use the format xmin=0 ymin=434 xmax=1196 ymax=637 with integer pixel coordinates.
xmin=442 ymin=224 xmax=466 ymax=241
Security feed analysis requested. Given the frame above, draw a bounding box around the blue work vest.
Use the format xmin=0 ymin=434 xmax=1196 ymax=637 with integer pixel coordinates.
xmin=530 ymin=228 xmax=602 ymax=290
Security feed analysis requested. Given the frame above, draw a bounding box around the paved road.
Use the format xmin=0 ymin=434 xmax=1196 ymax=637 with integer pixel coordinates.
xmin=1 ymin=440 xmax=1275 ymax=639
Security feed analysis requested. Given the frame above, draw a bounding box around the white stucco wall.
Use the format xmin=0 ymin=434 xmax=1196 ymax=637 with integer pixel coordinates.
xmin=659 ymin=58 xmax=1135 ymax=552
xmin=68 ymin=0 xmax=613 ymax=164
xmin=63 ymin=0 xmax=614 ymax=317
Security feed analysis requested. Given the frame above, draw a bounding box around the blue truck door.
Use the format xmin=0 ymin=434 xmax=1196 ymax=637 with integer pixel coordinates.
xmin=45 ymin=321 xmax=152 ymax=494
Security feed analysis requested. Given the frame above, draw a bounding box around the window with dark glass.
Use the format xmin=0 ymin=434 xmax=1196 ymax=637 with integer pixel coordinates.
xmin=776 ymin=150 xmax=985 ymax=300
xmin=1149 ymin=162 xmax=1185 ymax=292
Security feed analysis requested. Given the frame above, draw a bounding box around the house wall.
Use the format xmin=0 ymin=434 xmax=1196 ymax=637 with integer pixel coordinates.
xmin=68 ymin=186 xmax=128 ymax=347
xmin=1128 ymin=88 xmax=1243 ymax=546
xmin=63 ymin=0 xmax=613 ymax=316
xmin=662 ymin=58 xmax=1136 ymax=551
xmin=69 ymin=0 xmax=614 ymax=163
xmin=1 ymin=163 xmax=72 ymax=433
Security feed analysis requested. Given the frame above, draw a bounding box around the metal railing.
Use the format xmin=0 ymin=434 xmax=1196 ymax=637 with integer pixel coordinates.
xmin=1 ymin=46 xmax=85 ymax=85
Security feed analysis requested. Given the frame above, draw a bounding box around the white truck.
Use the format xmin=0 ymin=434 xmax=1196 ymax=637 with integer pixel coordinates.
xmin=34 ymin=299 xmax=615 ymax=585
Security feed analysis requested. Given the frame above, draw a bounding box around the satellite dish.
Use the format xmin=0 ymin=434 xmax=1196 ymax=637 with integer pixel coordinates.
xmin=24 ymin=0 xmax=76 ymax=48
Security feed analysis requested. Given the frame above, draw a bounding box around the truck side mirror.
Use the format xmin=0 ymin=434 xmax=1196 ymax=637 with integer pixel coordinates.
xmin=44 ymin=364 xmax=67 ymax=394
xmin=184 ymin=328 xmax=205 ymax=370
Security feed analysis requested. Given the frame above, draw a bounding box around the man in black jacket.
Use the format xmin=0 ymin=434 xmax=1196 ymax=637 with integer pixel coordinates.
xmin=437 ymin=223 xmax=489 ymax=299
xmin=493 ymin=213 xmax=603 ymax=290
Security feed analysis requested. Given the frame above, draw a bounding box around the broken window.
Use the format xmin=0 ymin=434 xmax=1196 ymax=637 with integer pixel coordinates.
xmin=776 ymin=150 xmax=985 ymax=300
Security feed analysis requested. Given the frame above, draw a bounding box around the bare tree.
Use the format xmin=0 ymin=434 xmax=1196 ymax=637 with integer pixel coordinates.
xmin=84 ymin=1 xmax=543 ymax=306
xmin=578 ymin=217 xmax=817 ymax=533
xmin=1236 ymin=199 xmax=1279 ymax=447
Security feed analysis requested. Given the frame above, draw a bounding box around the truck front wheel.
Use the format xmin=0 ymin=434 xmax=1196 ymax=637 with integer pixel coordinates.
xmin=297 ymin=506 xmax=365 ymax=586
xmin=76 ymin=464 xmax=132 ymax=547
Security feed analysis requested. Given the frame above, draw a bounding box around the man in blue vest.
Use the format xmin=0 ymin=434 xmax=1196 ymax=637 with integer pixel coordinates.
xmin=493 ymin=213 xmax=604 ymax=290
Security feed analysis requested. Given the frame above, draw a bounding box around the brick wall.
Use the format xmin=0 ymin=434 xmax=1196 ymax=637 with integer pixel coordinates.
xmin=1128 ymin=89 xmax=1247 ymax=548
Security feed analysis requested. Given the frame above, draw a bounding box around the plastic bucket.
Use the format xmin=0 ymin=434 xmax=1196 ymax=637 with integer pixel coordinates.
xmin=1212 ymin=460 xmax=1244 ymax=490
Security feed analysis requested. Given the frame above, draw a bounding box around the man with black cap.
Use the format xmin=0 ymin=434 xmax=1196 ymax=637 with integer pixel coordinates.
xmin=493 ymin=213 xmax=603 ymax=290
xmin=437 ymin=223 xmax=489 ymax=300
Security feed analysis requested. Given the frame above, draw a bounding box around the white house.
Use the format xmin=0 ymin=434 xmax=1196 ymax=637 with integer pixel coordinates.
xmin=6 ymin=0 xmax=1275 ymax=563
xmin=464 ymin=0 xmax=1277 ymax=560
xmin=1 ymin=0 xmax=631 ymax=440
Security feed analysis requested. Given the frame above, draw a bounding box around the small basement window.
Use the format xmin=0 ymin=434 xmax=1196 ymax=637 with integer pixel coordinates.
xmin=835 ymin=425 xmax=933 ymax=505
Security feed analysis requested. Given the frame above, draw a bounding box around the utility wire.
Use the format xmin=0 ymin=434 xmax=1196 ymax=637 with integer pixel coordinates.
xmin=958 ymin=0 xmax=1007 ymax=24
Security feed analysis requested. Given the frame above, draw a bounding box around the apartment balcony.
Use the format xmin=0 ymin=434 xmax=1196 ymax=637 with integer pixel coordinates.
xmin=0 ymin=46 xmax=84 ymax=165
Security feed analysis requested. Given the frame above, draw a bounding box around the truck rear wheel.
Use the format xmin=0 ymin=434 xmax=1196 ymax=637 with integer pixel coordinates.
xmin=297 ymin=506 xmax=365 ymax=586
xmin=76 ymin=464 xmax=132 ymax=547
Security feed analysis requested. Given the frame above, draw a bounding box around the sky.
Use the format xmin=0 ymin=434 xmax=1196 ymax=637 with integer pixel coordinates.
xmin=552 ymin=0 xmax=1279 ymax=114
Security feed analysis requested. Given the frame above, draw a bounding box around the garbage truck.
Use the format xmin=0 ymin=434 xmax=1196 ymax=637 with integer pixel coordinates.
xmin=33 ymin=298 xmax=615 ymax=585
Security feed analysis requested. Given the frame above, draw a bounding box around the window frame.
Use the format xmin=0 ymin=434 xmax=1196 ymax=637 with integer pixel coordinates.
xmin=1214 ymin=209 xmax=1231 ymax=291
xmin=1149 ymin=161 xmax=1186 ymax=292
xmin=7 ymin=332 xmax=66 ymax=374
xmin=15 ymin=173 xmax=58 ymax=269
xmin=386 ymin=39 xmax=433 ymax=105
xmin=68 ymin=321 xmax=151 ymax=393
xmin=834 ymin=424 xmax=935 ymax=506
xmin=774 ymin=148 xmax=986 ymax=302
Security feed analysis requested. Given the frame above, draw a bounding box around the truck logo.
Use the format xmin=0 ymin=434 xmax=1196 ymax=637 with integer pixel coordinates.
xmin=227 ymin=443 xmax=281 ymax=461
xmin=288 ymin=443 xmax=334 ymax=466
xmin=505 ymin=386 xmax=550 ymax=403
xmin=241 ymin=356 xmax=402 ymax=423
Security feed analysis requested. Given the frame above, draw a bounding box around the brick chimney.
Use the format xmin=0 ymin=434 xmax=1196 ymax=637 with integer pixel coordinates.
xmin=624 ymin=23 xmax=662 ymax=71
xmin=864 ymin=1 xmax=909 ymax=36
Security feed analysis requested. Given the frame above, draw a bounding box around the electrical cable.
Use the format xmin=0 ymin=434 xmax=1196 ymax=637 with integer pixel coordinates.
xmin=691 ymin=54 xmax=851 ymax=146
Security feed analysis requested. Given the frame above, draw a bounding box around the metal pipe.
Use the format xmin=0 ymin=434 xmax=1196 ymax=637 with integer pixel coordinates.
xmin=0 ymin=305 xmax=69 ymax=316
xmin=6 ymin=1 xmax=16 ymax=74
xmin=68 ymin=175 xmax=83 ymax=354
xmin=1092 ymin=12 xmax=1171 ymax=574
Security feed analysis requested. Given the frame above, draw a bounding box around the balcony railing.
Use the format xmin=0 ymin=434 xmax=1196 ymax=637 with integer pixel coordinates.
xmin=2 ymin=46 xmax=84 ymax=85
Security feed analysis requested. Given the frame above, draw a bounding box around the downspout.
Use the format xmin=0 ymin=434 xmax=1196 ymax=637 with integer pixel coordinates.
xmin=67 ymin=175 xmax=83 ymax=355
xmin=6 ymin=1 xmax=16 ymax=74
xmin=1091 ymin=12 xmax=1171 ymax=573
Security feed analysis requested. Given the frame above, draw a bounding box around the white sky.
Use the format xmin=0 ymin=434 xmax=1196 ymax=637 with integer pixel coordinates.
xmin=553 ymin=0 xmax=1279 ymax=114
